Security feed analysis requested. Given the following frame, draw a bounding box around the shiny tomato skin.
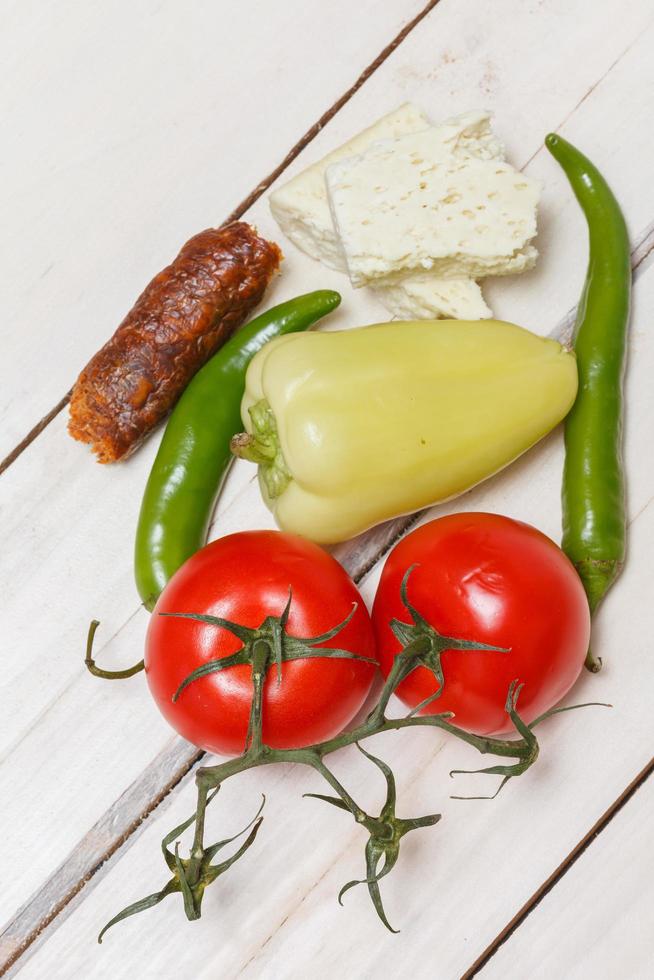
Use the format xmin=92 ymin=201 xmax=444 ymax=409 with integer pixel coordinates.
xmin=145 ymin=530 xmax=376 ymax=755
xmin=372 ymin=513 xmax=590 ymax=736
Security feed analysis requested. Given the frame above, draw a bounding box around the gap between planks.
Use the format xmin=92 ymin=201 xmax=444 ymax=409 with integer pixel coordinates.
xmin=463 ymin=748 xmax=654 ymax=979
xmin=0 ymin=744 xmax=203 ymax=979
xmin=4 ymin=213 xmax=654 ymax=976
xmin=0 ymin=0 xmax=442 ymax=482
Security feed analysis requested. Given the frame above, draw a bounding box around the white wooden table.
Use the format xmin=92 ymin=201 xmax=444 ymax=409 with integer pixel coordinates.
xmin=3 ymin=2 xmax=654 ymax=977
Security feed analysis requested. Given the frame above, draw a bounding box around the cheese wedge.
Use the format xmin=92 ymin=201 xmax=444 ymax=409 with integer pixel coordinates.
xmin=326 ymin=128 xmax=540 ymax=287
xmin=269 ymin=103 xmax=430 ymax=271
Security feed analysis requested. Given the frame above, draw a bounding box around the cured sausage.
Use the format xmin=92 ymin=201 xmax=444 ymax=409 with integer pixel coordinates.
xmin=68 ymin=222 xmax=282 ymax=462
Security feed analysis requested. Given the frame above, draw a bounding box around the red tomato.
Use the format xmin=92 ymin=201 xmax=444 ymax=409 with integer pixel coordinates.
xmin=145 ymin=530 xmax=376 ymax=755
xmin=372 ymin=513 xmax=590 ymax=735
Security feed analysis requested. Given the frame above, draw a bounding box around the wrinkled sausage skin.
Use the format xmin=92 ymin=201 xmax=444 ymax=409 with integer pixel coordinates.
xmin=68 ymin=222 xmax=282 ymax=462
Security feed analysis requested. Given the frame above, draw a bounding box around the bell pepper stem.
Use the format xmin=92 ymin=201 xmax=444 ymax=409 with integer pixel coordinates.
xmin=230 ymin=432 xmax=268 ymax=464
xmin=230 ymin=400 xmax=291 ymax=498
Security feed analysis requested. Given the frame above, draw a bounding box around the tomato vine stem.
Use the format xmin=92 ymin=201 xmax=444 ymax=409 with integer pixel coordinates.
xmin=84 ymin=620 xmax=145 ymax=679
xmin=97 ymin=572 xmax=606 ymax=940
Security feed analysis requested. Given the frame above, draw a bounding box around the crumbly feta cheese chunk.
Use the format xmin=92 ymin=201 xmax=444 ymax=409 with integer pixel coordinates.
xmin=269 ymin=106 xmax=532 ymax=320
xmin=326 ymin=129 xmax=540 ymax=287
xmin=420 ymin=109 xmax=504 ymax=163
xmin=372 ymin=275 xmax=491 ymax=320
xmin=269 ymin=103 xmax=430 ymax=271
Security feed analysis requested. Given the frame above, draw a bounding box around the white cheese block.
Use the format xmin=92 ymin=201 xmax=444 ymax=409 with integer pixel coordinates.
xmin=371 ymin=276 xmax=491 ymax=320
xmin=269 ymin=103 xmax=430 ymax=271
xmin=326 ymin=129 xmax=541 ymax=287
xmin=269 ymin=106 xmax=524 ymax=320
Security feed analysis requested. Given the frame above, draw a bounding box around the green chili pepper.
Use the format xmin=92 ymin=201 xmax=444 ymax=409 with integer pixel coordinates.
xmin=135 ymin=290 xmax=341 ymax=611
xmin=545 ymin=133 xmax=631 ymax=671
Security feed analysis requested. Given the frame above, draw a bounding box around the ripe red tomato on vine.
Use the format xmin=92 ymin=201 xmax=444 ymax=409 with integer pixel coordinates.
xmin=145 ymin=530 xmax=377 ymax=755
xmin=372 ymin=512 xmax=591 ymax=735
xmin=96 ymin=515 xmax=597 ymax=941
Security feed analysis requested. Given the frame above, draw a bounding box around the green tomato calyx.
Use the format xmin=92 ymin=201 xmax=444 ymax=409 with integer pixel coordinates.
xmin=387 ymin=565 xmax=510 ymax=717
xmin=165 ymin=593 xmax=375 ymax=708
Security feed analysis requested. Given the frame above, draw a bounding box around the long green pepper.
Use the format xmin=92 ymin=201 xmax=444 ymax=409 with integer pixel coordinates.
xmin=545 ymin=134 xmax=631 ymax=671
xmin=135 ymin=290 xmax=341 ymax=611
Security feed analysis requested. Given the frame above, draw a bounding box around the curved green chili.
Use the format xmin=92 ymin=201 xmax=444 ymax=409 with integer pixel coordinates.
xmin=135 ymin=290 xmax=341 ymax=610
xmin=545 ymin=133 xmax=631 ymax=671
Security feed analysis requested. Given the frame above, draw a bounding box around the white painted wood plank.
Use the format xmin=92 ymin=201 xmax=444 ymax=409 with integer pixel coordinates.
xmin=3 ymin=0 xmax=654 ymax=970
xmin=479 ymin=775 xmax=654 ymax=980
xmin=0 ymin=0 xmax=426 ymax=458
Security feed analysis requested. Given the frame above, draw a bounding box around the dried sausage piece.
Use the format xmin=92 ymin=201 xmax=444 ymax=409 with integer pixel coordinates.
xmin=68 ymin=222 xmax=282 ymax=462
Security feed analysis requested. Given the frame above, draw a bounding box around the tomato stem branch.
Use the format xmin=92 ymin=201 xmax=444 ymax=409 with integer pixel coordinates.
xmin=84 ymin=620 xmax=144 ymax=679
xmin=246 ymin=639 xmax=271 ymax=754
xmin=99 ymin=581 xmax=598 ymax=941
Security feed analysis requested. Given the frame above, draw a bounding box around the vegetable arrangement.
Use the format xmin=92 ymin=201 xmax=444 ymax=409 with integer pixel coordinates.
xmin=77 ymin=121 xmax=631 ymax=944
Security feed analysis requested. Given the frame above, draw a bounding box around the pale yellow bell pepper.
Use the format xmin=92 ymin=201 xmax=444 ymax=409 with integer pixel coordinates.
xmin=232 ymin=319 xmax=577 ymax=544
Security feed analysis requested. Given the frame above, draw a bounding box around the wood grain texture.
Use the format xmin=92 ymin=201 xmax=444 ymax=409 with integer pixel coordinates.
xmin=3 ymin=0 xmax=654 ymax=976
xmin=478 ymin=767 xmax=654 ymax=979
xmin=465 ymin=749 xmax=654 ymax=977
xmin=0 ymin=0 xmax=427 ymax=460
xmin=0 ymin=738 xmax=200 ymax=970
